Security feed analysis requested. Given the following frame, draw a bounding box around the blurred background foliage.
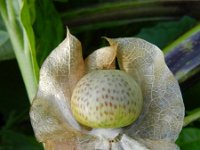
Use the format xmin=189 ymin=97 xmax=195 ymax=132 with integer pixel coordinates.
xmin=0 ymin=0 xmax=200 ymax=149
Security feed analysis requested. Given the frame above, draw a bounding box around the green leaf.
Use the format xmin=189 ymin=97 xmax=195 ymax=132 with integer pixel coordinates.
xmin=0 ymin=15 xmax=15 ymax=61
xmin=184 ymin=108 xmax=200 ymax=127
xmin=176 ymin=128 xmax=200 ymax=150
xmin=0 ymin=30 xmax=15 ymax=61
xmin=136 ymin=16 xmax=197 ymax=49
xmin=20 ymin=0 xmax=36 ymax=54
xmin=34 ymin=0 xmax=64 ymax=66
xmin=0 ymin=130 xmax=43 ymax=150
xmin=20 ymin=0 xmax=39 ymax=80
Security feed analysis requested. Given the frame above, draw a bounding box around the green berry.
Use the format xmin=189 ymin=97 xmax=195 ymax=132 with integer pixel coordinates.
xmin=71 ymin=70 xmax=143 ymax=128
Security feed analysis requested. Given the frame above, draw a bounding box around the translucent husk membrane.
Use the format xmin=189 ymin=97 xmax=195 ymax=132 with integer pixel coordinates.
xmin=30 ymin=29 xmax=184 ymax=150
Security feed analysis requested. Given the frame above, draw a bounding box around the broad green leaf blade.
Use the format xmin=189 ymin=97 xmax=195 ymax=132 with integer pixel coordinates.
xmin=136 ymin=16 xmax=197 ymax=49
xmin=20 ymin=0 xmax=36 ymax=53
xmin=20 ymin=0 xmax=39 ymax=81
xmin=176 ymin=128 xmax=200 ymax=150
xmin=0 ymin=30 xmax=15 ymax=61
xmin=107 ymin=38 xmax=184 ymax=141
xmin=34 ymin=0 xmax=64 ymax=66
xmin=164 ymin=24 xmax=200 ymax=83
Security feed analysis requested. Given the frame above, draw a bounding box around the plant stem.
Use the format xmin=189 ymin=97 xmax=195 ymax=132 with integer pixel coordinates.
xmin=163 ymin=24 xmax=200 ymax=54
xmin=0 ymin=0 xmax=39 ymax=102
xmin=184 ymin=108 xmax=200 ymax=127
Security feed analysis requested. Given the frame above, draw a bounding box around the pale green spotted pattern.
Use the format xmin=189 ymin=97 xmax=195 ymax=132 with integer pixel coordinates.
xmin=71 ymin=70 xmax=143 ymax=128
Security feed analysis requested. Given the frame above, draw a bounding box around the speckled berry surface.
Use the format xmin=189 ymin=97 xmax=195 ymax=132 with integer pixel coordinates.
xmin=71 ymin=70 xmax=143 ymax=128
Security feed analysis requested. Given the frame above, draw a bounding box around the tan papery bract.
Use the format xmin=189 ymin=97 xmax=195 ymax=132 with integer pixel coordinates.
xmin=30 ymin=29 xmax=184 ymax=150
xmin=107 ymin=38 xmax=184 ymax=141
xmin=85 ymin=46 xmax=117 ymax=72
xmin=30 ymin=29 xmax=89 ymax=144
xmin=137 ymin=138 xmax=179 ymax=150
